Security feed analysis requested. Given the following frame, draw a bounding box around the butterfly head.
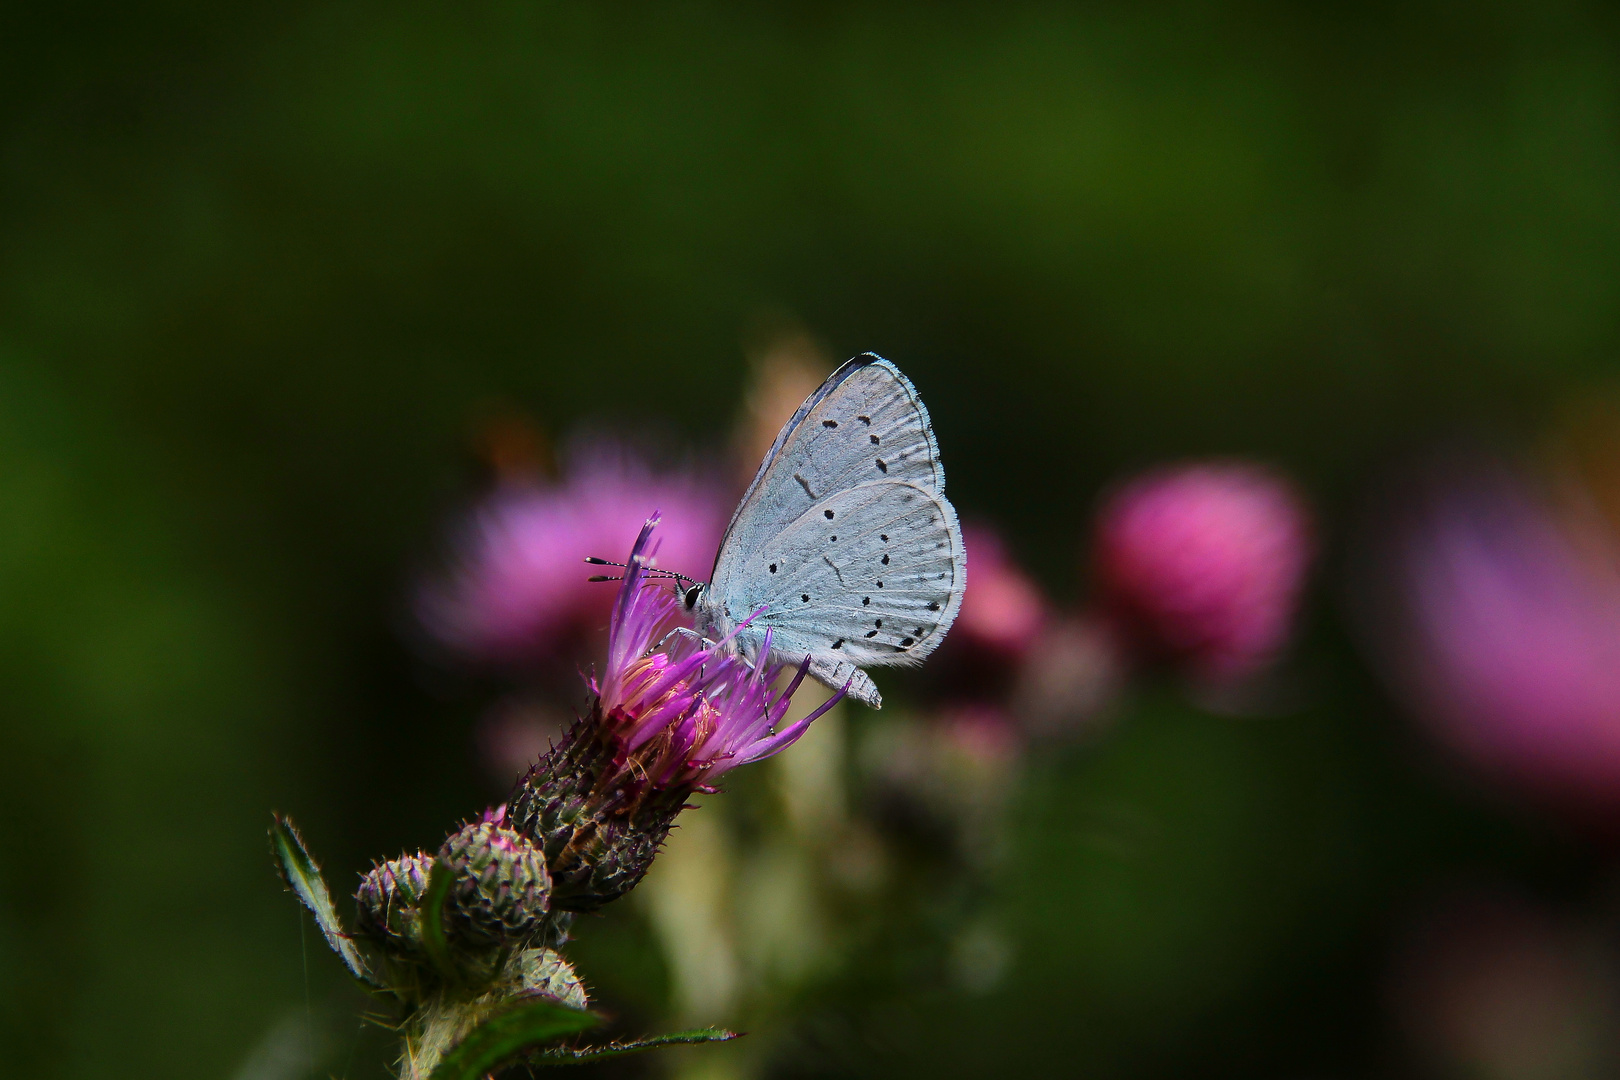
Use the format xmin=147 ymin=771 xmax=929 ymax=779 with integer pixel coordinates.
xmin=586 ymin=555 xmax=707 ymax=611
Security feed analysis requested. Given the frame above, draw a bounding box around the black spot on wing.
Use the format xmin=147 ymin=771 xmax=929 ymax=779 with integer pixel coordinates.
xmin=865 ymin=629 xmax=878 ymax=638
xmin=801 ymin=593 xmax=809 ymax=602
xmin=857 ymin=415 xmax=871 ymax=425
xmin=824 ymin=509 xmax=835 ymax=519
xmin=870 ymin=434 xmax=880 ymax=445
xmin=769 ymin=563 xmax=777 ymax=573
xmin=875 ymin=459 xmax=888 ymax=474
xmin=831 ymin=639 xmax=844 ymax=649
xmin=880 ymin=554 xmax=889 ymax=565
xmin=822 ymin=419 xmax=838 ymax=428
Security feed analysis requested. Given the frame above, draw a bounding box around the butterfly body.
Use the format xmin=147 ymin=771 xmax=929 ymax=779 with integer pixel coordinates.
xmin=692 ymin=353 xmax=966 ymax=708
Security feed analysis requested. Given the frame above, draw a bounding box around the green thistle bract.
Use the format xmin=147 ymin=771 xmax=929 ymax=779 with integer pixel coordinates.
xmin=355 ymin=852 xmax=432 ymax=955
xmin=438 ymin=814 xmax=552 ymax=948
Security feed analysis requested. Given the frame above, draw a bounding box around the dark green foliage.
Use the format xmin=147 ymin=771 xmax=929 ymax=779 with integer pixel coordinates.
xmin=268 ymin=814 xmax=377 ymax=988
xmin=418 ymin=857 xmax=457 ymax=981
xmin=423 ymin=998 xmax=600 ymax=1080
xmin=535 ymin=1027 xmax=740 ymax=1064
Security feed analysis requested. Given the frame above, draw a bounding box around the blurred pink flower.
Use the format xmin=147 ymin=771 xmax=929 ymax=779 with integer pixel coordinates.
xmin=1370 ymin=463 xmax=1620 ymax=810
xmin=419 ymin=440 xmax=728 ymax=664
xmin=954 ymin=524 xmax=1048 ymax=661
xmin=1091 ymin=461 xmax=1313 ymax=683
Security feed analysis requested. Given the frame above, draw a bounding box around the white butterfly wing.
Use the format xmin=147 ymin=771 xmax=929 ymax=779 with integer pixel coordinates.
xmin=711 ymin=354 xmax=944 ymax=596
xmin=753 ymin=480 xmax=965 ymax=659
xmin=705 ymin=481 xmax=965 ymax=708
xmin=700 ymin=353 xmax=965 ymax=708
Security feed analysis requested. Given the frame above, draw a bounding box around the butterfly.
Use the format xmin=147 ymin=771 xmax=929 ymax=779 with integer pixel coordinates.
xmin=683 ymin=352 xmax=966 ymax=708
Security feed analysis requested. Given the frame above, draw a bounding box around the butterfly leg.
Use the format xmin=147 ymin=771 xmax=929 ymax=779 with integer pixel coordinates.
xmin=807 ymin=657 xmax=882 ymax=709
xmin=657 ymin=626 xmax=717 ymax=652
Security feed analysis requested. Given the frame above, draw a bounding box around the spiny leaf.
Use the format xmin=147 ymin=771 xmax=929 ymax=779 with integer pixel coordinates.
xmin=269 ymin=814 xmax=377 ymax=988
xmin=535 ymin=1027 xmax=740 ymax=1064
xmin=425 ymin=999 xmax=600 ymax=1080
xmin=418 ymin=856 xmax=455 ymax=978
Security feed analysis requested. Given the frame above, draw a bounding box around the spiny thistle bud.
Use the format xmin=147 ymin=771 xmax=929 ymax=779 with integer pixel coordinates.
xmin=514 ymin=947 xmax=589 ymax=1010
xmin=355 ymin=852 xmax=432 ymax=954
xmin=437 ymin=813 xmax=551 ymax=947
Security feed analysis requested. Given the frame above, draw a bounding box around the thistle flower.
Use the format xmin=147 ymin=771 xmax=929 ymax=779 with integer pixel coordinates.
xmin=1359 ymin=460 xmax=1620 ymax=813
xmin=510 ymin=516 xmax=845 ymax=911
xmin=418 ymin=440 xmax=727 ymax=664
xmin=924 ymin=523 xmax=1051 ymax=710
xmin=954 ymin=524 xmax=1048 ymax=662
xmin=1091 ymin=461 xmax=1313 ymax=684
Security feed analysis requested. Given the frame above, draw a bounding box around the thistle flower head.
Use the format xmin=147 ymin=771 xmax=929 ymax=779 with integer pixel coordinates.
xmin=1092 ymin=461 xmax=1313 ymax=683
xmin=437 ymin=809 xmax=552 ymax=948
xmin=418 ymin=440 xmax=727 ymax=664
xmin=953 ymin=523 xmax=1048 ymax=661
xmin=592 ymin=518 xmax=844 ymax=789
xmin=1361 ymin=459 xmax=1620 ymax=813
xmin=509 ymin=515 xmax=845 ymax=911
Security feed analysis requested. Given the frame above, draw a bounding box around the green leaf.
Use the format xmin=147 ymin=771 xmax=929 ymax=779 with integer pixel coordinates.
xmin=426 ymin=999 xmax=600 ymax=1080
xmin=268 ymin=814 xmax=377 ymax=988
xmin=418 ymin=856 xmax=455 ymax=978
xmin=535 ymin=1027 xmax=740 ymax=1064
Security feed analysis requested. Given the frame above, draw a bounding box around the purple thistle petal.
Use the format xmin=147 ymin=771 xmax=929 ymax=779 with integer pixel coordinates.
xmin=731 ymin=698 xmax=832 ymax=765
xmin=587 ymin=519 xmax=848 ymax=788
xmin=755 ymin=659 xmax=812 ymax=734
xmin=728 ymin=670 xmax=848 ymax=766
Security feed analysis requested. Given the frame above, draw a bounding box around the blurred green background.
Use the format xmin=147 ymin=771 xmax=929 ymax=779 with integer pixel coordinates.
xmin=2 ymin=3 xmax=1617 ymax=1077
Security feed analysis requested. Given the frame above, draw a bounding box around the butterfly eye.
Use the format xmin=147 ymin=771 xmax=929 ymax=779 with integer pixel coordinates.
xmin=683 ymin=585 xmax=702 ymax=609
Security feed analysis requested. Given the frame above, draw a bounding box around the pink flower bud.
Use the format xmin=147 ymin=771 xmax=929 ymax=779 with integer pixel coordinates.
xmin=1092 ymin=461 xmax=1313 ymax=683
